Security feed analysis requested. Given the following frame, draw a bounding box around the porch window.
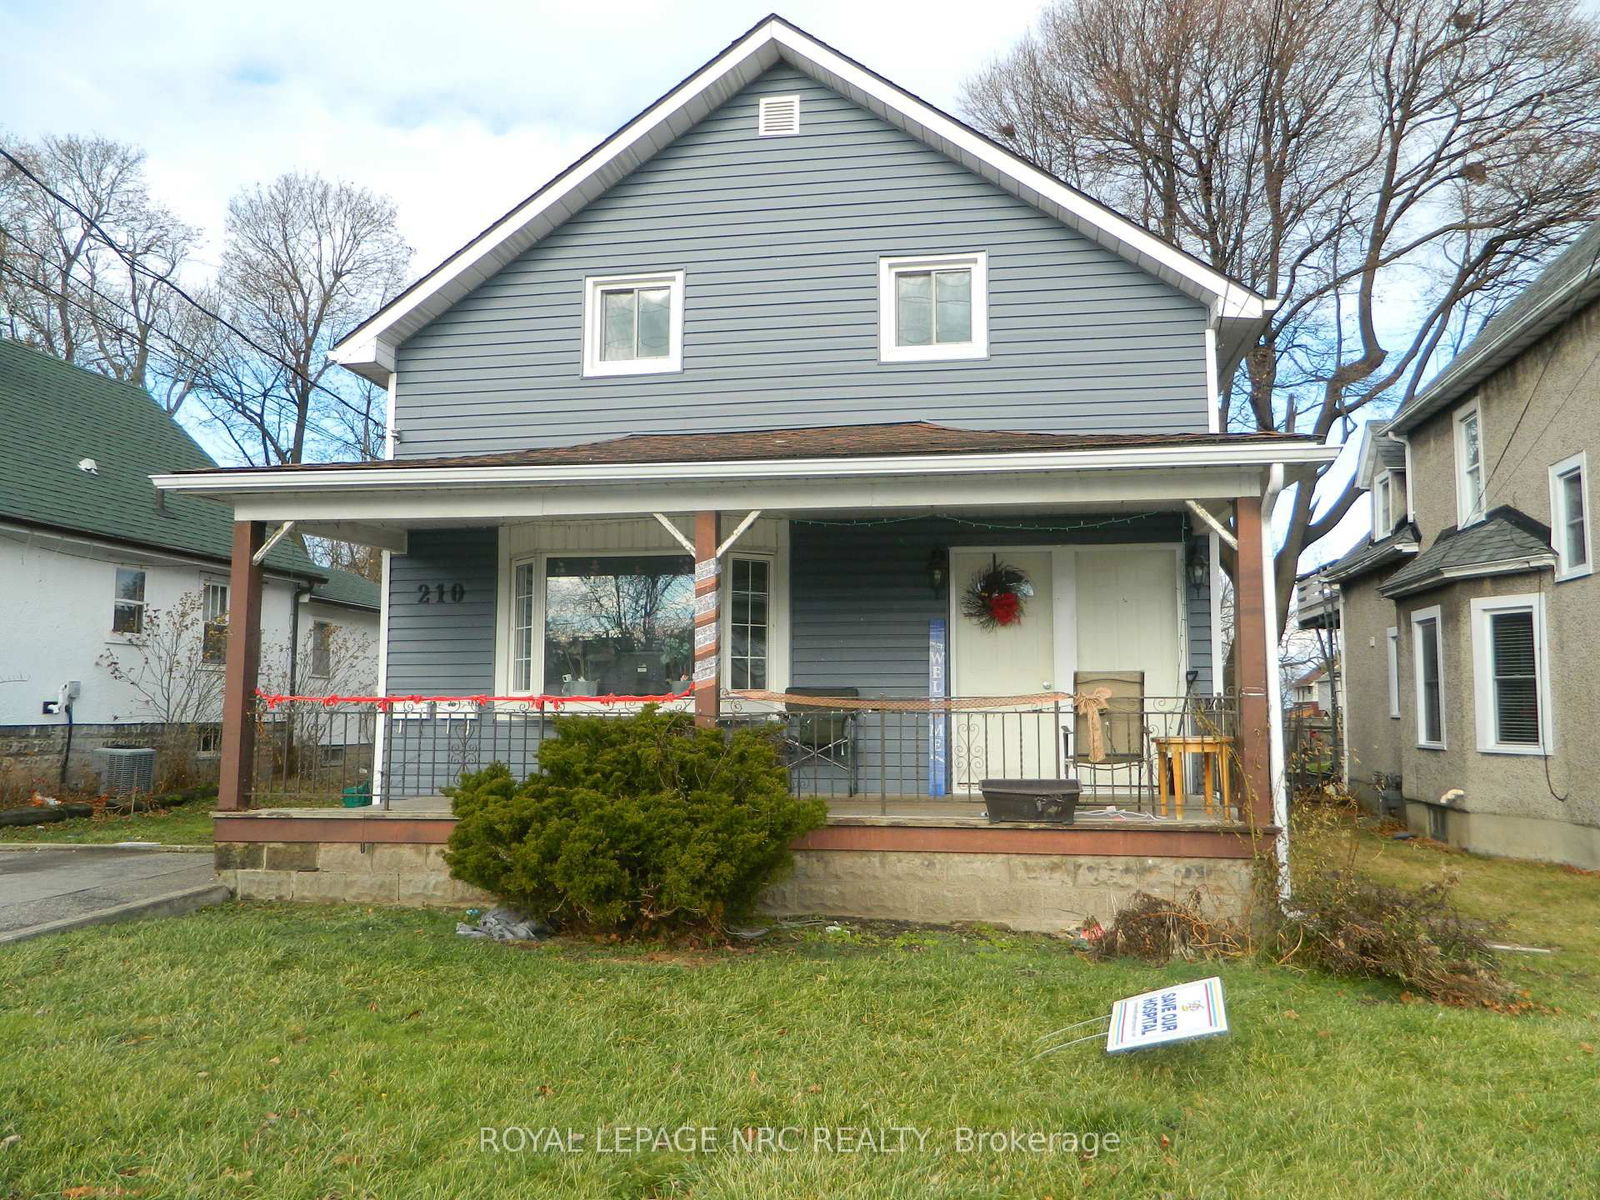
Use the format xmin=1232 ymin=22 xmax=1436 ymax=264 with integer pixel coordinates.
xmin=878 ymin=252 xmax=988 ymax=362
xmin=527 ymin=553 xmax=695 ymax=696
xmin=728 ymin=557 xmax=770 ymax=689
xmin=201 ymin=579 xmax=229 ymax=664
xmin=112 ymin=567 xmax=146 ymax=635
xmin=1471 ymin=594 xmax=1549 ymax=753
xmin=1412 ymin=607 xmax=1444 ymax=748
xmin=582 ymin=271 xmax=685 ymax=377
xmin=1549 ymin=453 xmax=1590 ymax=580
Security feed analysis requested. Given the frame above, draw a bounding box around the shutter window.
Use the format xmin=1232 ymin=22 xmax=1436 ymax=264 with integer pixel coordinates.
xmin=1489 ymin=610 xmax=1540 ymax=746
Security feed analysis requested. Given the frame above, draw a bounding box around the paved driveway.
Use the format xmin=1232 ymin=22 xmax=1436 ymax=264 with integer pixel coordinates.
xmin=0 ymin=848 xmax=223 ymax=942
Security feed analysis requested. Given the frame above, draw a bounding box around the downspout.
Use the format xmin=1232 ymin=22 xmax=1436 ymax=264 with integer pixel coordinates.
xmin=1261 ymin=463 xmax=1291 ymax=902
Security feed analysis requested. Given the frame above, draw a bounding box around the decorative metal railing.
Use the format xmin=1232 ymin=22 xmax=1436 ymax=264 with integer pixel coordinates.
xmin=249 ymin=693 xmax=1241 ymax=818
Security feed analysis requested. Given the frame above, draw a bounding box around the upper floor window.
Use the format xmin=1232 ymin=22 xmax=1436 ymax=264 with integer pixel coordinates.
xmin=878 ymin=252 xmax=988 ymax=362
xmin=1372 ymin=471 xmax=1396 ymax=538
xmin=582 ymin=271 xmax=684 ymax=377
xmin=1455 ymin=404 xmax=1485 ymax=526
xmin=1470 ymin=594 xmax=1549 ymax=754
xmin=201 ymin=579 xmax=229 ymax=664
xmin=112 ymin=567 xmax=146 ymax=635
xmin=1549 ymin=452 xmax=1590 ymax=581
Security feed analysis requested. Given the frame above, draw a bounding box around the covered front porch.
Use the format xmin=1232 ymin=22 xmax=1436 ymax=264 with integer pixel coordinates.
xmin=158 ymin=423 xmax=1331 ymax=926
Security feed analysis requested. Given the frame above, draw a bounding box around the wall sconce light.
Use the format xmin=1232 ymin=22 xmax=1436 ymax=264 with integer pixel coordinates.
xmin=1186 ymin=541 xmax=1209 ymax=589
xmin=927 ymin=546 xmax=949 ymax=594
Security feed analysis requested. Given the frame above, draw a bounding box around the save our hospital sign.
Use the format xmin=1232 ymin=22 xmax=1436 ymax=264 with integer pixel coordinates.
xmin=1106 ymin=977 xmax=1229 ymax=1054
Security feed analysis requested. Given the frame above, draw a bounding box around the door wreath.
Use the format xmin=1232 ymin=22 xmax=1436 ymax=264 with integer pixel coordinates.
xmin=961 ymin=557 xmax=1032 ymax=628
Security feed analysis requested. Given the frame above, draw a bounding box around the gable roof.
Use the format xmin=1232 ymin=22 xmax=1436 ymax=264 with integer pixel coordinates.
xmin=330 ymin=14 xmax=1268 ymax=387
xmin=0 ymin=338 xmax=321 ymax=578
xmin=1353 ymin=419 xmax=1408 ymax=490
xmin=1390 ymin=219 xmax=1600 ymax=433
xmin=1378 ymin=507 xmax=1555 ymax=598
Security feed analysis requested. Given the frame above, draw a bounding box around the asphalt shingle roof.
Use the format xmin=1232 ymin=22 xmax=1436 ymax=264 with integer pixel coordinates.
xmin=1322 ymin=527 xmax=1419 ymax=585
xmin=308 ymin=566 xmax=380 ymax=611
xmin=1378 ymin=507 xmax=1554 ymax=598
xmin=0 ymin=338 xmax=320 ymax=578
xmin=1392 ymin=220 xmax=1600 ymax=432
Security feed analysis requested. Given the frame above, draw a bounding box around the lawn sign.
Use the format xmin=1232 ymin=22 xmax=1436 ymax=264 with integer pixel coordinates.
xmin=1033 ymin=977 xmax=1229 ymax=1058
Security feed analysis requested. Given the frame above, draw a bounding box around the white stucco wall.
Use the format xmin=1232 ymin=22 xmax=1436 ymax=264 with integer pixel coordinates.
xmin=0 ymin=527 xmax=376 ymax=729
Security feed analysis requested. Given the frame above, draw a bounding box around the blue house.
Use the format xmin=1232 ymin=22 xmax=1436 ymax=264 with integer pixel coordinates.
xmin=159 ymin=17 xmax=1332 ymax=927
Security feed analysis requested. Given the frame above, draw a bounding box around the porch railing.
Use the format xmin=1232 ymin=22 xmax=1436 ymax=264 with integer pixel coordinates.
xmin=249 ymin=693 xmax=1241 ymax=819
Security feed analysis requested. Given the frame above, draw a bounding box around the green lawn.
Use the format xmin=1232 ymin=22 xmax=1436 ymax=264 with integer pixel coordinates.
xmin=0 ymin=802 xmax=216 ymax=846
xmin=1 ymin=821 xmax=1597 ymax=1198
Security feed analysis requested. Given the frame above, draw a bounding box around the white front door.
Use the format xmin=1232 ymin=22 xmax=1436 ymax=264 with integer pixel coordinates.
xmin=949 ymin=548 xmax=1064 ymax=788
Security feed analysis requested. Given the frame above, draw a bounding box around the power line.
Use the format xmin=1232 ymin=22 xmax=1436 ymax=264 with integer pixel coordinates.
xmin=0 ymin=144 xmax=383 ymax=442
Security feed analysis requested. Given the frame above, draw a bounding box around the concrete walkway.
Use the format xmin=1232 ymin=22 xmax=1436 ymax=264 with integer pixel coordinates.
xmin=0 ymin=847 xmax=227 ymax=944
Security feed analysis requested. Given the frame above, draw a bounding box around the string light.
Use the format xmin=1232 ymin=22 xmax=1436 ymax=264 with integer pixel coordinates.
xmin=791 ymin=512 xmax=1176 ymax=534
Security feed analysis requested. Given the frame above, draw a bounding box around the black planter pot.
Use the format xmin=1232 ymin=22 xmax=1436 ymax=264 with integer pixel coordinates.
xmin=979 ymin=779 xmax=1081 ymax=824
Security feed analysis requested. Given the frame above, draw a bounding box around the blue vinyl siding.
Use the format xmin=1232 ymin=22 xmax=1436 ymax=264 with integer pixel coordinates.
xmin=393 ymin=64 xmax=1211 ymax=457
xmin=377 ymin=518 xmax=1213 ymax=799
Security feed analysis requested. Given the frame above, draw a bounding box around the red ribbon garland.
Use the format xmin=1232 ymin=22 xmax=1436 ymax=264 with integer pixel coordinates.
xmin=254 ymin=688 xmax=694 ymax=711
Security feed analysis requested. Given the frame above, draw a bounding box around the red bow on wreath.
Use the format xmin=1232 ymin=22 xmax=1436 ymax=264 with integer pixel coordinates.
xmin=961 ymin=557 xmax=1031 ymax=629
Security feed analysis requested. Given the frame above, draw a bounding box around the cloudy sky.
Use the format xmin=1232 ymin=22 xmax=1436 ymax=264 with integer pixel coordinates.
xmin=2 ymin=0 xmax=1044 ymax=270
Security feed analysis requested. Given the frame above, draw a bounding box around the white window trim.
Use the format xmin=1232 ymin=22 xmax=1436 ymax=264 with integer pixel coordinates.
xmin=200 ymin=576 xmax=230 ymax=667
xmin=1385 ymin=626 xmax=1400 ymax=719
xmin=1454 ymin=402 xmax=1485 ymax=527
xmin=878 ymin=252 xmax=989 ymax=363
xmin=308 ymin=618 xmax=335 ymax=680
xmin=1548 ymin=451 xmax=1591 ymax=582
xmin=581 ymin=270 xmax=685 ymax=378
xmin=111 ymin=565 xmax=148 ymax=638
xmin=495 ymin=543 xmax=788 ymax=707
xmin=1411 ymin=605 xmax=1445 ymax=749
xmin=1372 ymin=470 xmax=1393 ymax=539
xmin=1470 ymin=593 xmax=1552 ymax=756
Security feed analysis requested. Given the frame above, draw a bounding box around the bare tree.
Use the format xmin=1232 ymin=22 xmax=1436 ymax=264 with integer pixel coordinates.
xmin=964 ymin=0 xmax=1600 ymax=626
xmin=0 ymin=134 xmax=201 ymax=411
xmin=189 ymin=172 xmax=410 ymax=465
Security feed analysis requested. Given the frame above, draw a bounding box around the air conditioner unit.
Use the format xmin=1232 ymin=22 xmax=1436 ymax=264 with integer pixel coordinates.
xmin=94 ymin=746 xmax=157 ymax=794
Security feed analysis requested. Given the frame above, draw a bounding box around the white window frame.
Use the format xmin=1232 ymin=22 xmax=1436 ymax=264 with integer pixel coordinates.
xmin=111 ymin=566 xmax=147 ymax=636
xmin=1548 ymin=451 xmax=1591 ymax=582
xmin=1411 ymin=605 xmax=1445 ymax=749
xmin=1372 ymin=470 xmax=1394 ymax=539
xmin=581 ymin=270 xmax=685 ymax=378
xmin=1454 ymin=402 xmax=1485 ymax=527
xmin=1470 ymin=593 xmax=1552 ymax=755
xmin=499 ymin=545 xmax=788 ymax=705
xmin=201 ymin=577 xmax=230 ymax=665
xmin=308 ymin=619 xmax=335 ymax=679
xmin=1385 ymin=626 xmax=1400 ymax=719
xmin=878 ymin=252 xmax=989 ymax=363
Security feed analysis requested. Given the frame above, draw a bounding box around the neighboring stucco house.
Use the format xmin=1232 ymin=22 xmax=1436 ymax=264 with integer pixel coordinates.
xmin=156 ymin=17 xmax=1335 ymax=928
xmin=1314 ymin=221 xmax=1600 ymax=869
xmin=0 ymin=338 xmax=379 ymax=795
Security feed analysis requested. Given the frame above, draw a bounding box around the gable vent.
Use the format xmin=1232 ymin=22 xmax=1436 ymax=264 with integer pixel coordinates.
xmin=757 ymin=95 xmax=801 ymax=137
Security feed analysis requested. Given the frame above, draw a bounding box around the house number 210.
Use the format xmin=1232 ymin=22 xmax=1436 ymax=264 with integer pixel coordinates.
xmin=416 ymin=583 xmax=465 ymax=604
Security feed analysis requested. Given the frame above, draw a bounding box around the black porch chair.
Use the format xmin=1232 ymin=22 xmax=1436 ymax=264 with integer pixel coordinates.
xmin=783 ymin=686 xmax=859 ymax=798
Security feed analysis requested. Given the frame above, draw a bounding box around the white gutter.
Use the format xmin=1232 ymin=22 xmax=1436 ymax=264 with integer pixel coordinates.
xmin=1261 ymin=463 xmax=1291 ymax=905
xmin=153 ymin=442 xmax=1338 ymax=496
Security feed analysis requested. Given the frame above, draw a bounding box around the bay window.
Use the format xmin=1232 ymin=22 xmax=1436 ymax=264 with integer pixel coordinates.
xmin=1412 ymin=606 xmax=1444 ymax=748
xmin=1471 ymin=595 xmax=1550 ymax=754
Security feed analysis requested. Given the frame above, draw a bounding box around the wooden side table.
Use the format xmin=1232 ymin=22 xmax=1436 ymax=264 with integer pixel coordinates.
xmin=1153 ymin=735 xmax=1233 ymax=818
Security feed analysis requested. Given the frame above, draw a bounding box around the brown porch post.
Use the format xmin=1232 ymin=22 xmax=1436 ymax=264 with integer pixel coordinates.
xmin=692 ymin=511 xmax=721 ymax=728
xmin=1233 ymin=496 xmax=1274 ymax=828
xmin=217 ymin=520 xmax=266 ymax=812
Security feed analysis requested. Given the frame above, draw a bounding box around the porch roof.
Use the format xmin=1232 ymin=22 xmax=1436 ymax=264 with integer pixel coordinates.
xmin=151 ymin=422 xmax=1335 ymax=546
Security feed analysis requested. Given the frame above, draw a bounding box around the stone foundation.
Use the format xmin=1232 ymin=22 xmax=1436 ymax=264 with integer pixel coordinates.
xmin=216 ymin=840 xmax=491 ymax=908
xmin=217 ymin=837 xmax=1258 ymax=929
xmin=762 ymin=849 xmax=1257 ymax=931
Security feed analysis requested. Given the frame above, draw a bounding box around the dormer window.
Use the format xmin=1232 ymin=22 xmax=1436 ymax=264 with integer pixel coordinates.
xmin=1373 ymin=471 xmax=1395 ymax=538
xmin=582 ymin=271 xmax=685 ymax=377
xmin=878 ymin=252 xmax=988 ymax=362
